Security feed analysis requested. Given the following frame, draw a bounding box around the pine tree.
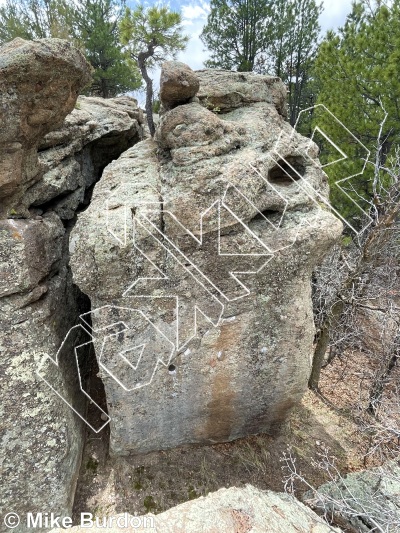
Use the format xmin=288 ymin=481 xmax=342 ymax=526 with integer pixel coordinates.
xmin=201 ymin=0 xmax=322 ymax=125
xmin=312 ymin=0 xmax=400 ymax=222
xmin=200 ymin=0 xmax=273 ymax=72
xmin=73 ymin=0 xmax=141 ymax=98
xmin=265 ymin=0 xmax=322 ymax=127
xmin=0 ymin=0 xmax=73 ymax=41
xmin=120 ymin=4 xmax=188 ymax=136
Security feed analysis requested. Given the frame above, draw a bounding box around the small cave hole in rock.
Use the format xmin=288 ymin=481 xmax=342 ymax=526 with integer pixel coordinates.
xmin=268 ymin=156 xmax=306 ymax=186
xmin=168 ymin=364 xmax=176 ymax=374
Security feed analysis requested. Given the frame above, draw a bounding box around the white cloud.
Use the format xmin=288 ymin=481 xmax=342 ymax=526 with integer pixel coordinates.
xmin=320 ymin=0 xmax=353 ymax=33
xmin=183 ymin=0 xmax=210 ymax=17
xmin=178 ymin=1 xmax=211 ymax=70
xmin=181 ymin=1 xmax=210 ymax=24
xmin=177 ymin=35 xmax=210 ymax=71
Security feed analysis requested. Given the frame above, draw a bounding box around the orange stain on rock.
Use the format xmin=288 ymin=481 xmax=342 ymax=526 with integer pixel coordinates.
xmin=197 ymin=321 xmax=243 ymax=442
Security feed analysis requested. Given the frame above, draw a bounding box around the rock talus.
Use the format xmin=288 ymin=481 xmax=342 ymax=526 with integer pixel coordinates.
xmin=306 ymin=462 xmax=400 ymax=532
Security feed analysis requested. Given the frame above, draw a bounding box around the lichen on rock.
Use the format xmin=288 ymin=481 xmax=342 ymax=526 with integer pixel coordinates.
xmin=0 ymin=38 xmax=143 ymax=532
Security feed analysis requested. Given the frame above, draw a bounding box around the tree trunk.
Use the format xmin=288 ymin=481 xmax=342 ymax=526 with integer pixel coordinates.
xmin=309 ymin=299 xmax=344 ymax=390
xmin=101 ymin=77 xmax=109 ymax=99
xmin=138 ymin=49 xmax=155 ymax=137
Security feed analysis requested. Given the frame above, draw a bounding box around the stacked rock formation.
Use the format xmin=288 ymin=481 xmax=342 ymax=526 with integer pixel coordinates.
xmin=70 ymin=62 xmax=343 ymax=455
xmin=1 ymin=41 xmax=343 ymax=527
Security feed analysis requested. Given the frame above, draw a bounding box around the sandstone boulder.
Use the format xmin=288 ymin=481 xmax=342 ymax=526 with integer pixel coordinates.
xmin=0 ymin=38 xmax=91 ymax=214
xmin=50 ymin=485 xmax=342 ymax=533
xmin=26 ymin=95 xmax=143 ymax=219
xmin=160 ymin=61 xmax=200 ymax=109
xmin=307 ymin=462 xmax=400 ymax=532
xmin=196 ymin=69 xmax=287 ymax=116
xmin=70 ymin=64 xmax=342 ymax=456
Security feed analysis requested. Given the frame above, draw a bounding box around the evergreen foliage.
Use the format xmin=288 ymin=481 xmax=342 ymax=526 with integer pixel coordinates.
xmin=312 ymin=0 xmax=400 ymax=222
xmin=120 ymin=4 xmax=188 ymax=136
xmin=200 ymin=0 xmax=273 ymax=72
xmin=201 ymin=0 xmax=321 ymax=125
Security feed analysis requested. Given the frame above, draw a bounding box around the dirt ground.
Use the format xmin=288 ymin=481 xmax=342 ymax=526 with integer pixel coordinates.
xmin=72 ymin=384 xmax=366 ymax=523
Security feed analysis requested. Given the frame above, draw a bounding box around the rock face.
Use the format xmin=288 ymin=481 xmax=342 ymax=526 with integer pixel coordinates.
xmin=27 ymin=95 xmax=143 ymax=220
xmin=49 ymin=485 xmax=342 ymax=532
xmin=0 ymin=38 xmax=143 ymax=532
xmin=195 ymin=68 xmax=287 ymax=116
xmin=70 ymin=64 xmax=342 ymax=456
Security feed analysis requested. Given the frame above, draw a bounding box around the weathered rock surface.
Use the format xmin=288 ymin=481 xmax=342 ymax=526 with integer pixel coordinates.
xmin=49 ymin=485 xmax=342 ymax=532
xmin=196 ymin=69 xmax=287 ymax=116
xmin=0 ymin=38 xmax=91 ymax=215
xmin=160 ymin=61 xmax=200 ymax=109
xmin=307 ymin=462 xmax=400 ymax=532
xmin=70 ymin=63 xmax=342 ymax=456
xmin=0 ymin=38 xmax=143 ymax=532
xmin=27 ymin=95 xmax=143 ymax=219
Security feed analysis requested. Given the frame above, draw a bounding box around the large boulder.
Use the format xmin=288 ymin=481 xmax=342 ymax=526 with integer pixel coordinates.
xmin=26 ymin=95 xmax=143 ymax=219
xmin=70 ymin=63 xmax=342 ymax=456
xmin=49 ymin=485 xmax=342 ymax=532
xmin=0 ymin=38 xmax=143 ymax=532
xmin=160 ymin=61 xmax=200 ymax=109
xmin=195 ymin=68 xmax=287 ymax=116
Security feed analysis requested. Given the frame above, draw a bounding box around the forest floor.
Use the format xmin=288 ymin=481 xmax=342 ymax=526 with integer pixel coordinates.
xmin=72 ymin=352 xmax=387 ymax=523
